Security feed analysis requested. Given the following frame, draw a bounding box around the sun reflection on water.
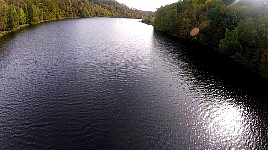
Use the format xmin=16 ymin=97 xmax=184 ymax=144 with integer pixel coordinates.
xmin=199 ymin=97 xmax=262 ymax=149
xmin=207 ymin=102 xmax=244 ymax=139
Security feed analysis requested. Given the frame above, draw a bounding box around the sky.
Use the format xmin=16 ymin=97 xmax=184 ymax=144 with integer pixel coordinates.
xmin=116 ymin=0 xmax=179 ymax=11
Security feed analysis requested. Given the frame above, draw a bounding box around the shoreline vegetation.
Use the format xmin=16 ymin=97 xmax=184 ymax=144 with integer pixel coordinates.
xmin=0 ymin=24 xmax=28 ymax=38
xmin=142 ymin=0 xmax=268 ymax=79
xmin=0 ymin=0 xmax=149 ymax=38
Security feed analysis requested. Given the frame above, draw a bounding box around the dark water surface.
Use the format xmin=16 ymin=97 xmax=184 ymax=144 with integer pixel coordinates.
xmin=0 ymin=18 xmax=268 ymax=149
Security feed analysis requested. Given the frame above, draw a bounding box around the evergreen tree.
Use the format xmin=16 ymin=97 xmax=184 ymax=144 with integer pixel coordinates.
xmin=7 ymin=5 xmax=19 ymax=30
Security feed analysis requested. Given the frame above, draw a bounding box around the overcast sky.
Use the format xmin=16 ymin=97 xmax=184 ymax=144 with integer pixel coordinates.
xmin=116 ymin=0 xmax=179 ymax=11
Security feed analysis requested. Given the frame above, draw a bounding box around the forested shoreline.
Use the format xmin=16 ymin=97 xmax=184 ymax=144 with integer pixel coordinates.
xmin=146 ymin=0 xmax=268 ymax=78
xmin=0 ymin=0 xmax=146 ymax=37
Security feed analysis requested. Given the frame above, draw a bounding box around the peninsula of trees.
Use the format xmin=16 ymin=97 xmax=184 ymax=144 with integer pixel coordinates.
xmin=0 ymin=0 xmax=147 ymax=36
xmin=145 ymin=0 xmax=268 ymax=78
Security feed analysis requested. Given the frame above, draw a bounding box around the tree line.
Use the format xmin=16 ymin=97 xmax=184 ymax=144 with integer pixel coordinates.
xmin=149 ymin=0 xmax=268 ymax=78
xmin=0 ymin=0 xmax=145 ymax=32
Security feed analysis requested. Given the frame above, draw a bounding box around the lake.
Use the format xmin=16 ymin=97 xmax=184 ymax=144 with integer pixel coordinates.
xmin=0 ymin=18 xmax=268 ymax=149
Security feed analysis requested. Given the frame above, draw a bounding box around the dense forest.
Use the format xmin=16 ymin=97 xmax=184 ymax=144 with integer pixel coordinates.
xmin=0 ymin=0 xmax=146 ymax=36
xmin=145 ymin=0 xmax=268 ymax=78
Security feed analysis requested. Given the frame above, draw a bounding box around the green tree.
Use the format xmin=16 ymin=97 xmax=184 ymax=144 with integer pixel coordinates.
xmin=28 ymin=4 xmax=40 ymax=24
xmin=0 ymin=0 xmax=9 ymax=31
xmin=17 ymin=7 xmax=26 ymax=25
xmin=219 ymin=28 xmax=240 ymax=56
xmin=7 ymin=5 xmax=19 ymax=30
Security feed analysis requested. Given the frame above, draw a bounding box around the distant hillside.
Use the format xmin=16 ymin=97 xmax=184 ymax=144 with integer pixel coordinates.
xmin=89 ymin=0 xmax=152 ymax=18
xmin=0 ymin=0 xmax=153 ymax=36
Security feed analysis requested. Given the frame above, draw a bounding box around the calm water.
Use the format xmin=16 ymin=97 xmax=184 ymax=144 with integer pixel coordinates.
xmin=0 ymin=18 xmax=268 ymax=149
